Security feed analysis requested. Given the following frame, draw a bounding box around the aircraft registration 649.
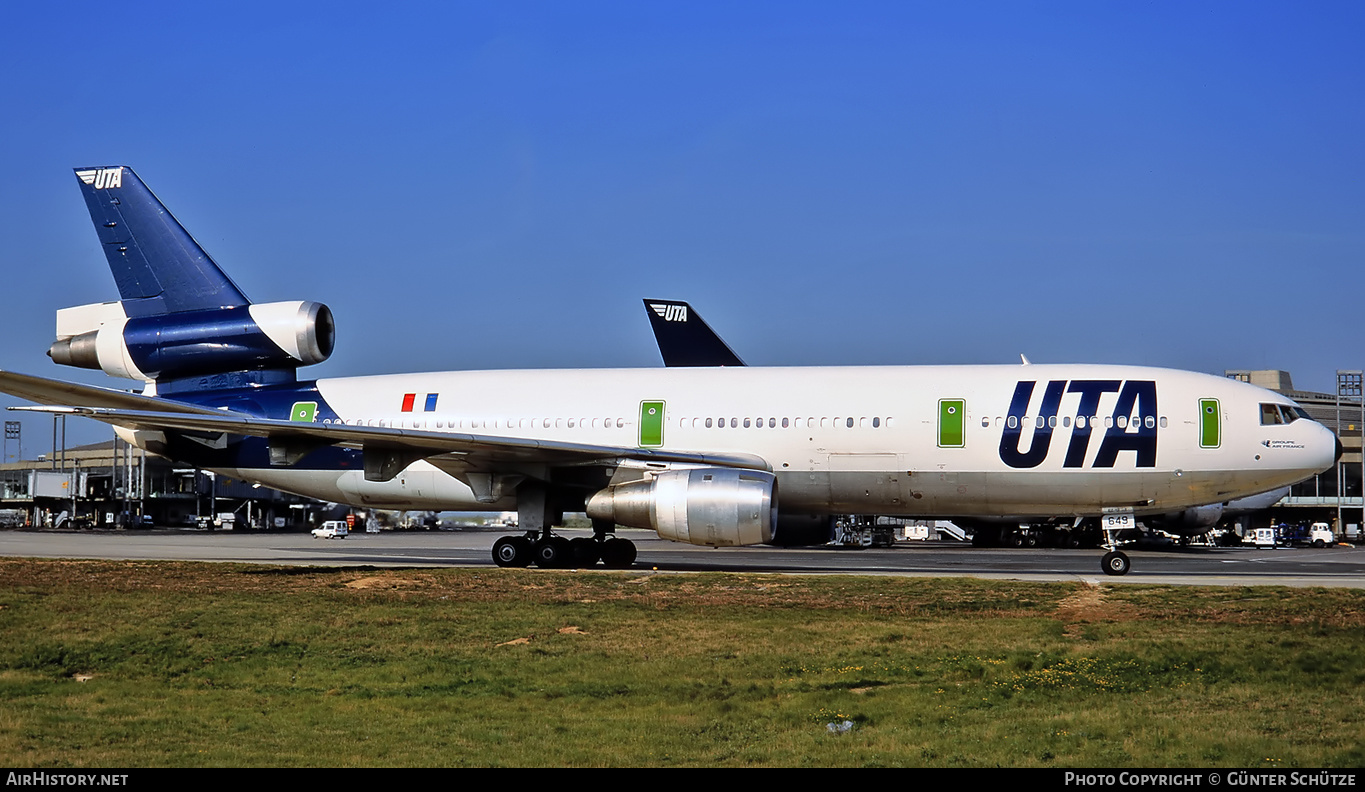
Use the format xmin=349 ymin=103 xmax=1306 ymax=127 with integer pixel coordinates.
xmin=0 ymin=166 xmax=1340 ymax=577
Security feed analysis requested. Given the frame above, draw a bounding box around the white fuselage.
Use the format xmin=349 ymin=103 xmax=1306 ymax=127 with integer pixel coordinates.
xmin=215 ymin=363 xmax=1337 ymax=519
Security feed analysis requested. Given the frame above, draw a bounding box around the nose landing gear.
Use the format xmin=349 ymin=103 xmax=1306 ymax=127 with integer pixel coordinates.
xmin=1099 ymin=511 xmax=1133 ymax=576
xmin=1100 ymin=550 xmax=1131 ymax=576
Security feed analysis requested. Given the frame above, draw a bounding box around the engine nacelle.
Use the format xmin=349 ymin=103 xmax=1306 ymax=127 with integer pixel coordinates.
xmin=49 ymin=300 xmax=335 ymax=381
xmin=1146 ymin=503 xmax=1225 ymax=535
xmin=586 ymin=468 xmax=777 ymax=547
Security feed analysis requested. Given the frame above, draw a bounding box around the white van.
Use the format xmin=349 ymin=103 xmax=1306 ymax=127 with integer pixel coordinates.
xmin=311 ymin=520 xmax=349 ymax=539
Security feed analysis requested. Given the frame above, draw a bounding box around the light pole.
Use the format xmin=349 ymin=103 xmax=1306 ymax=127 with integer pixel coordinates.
xmin=71 ymin=460 xmax=80 ymax=529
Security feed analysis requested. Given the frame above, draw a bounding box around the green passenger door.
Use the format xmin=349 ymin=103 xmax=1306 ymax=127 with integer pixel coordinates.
xmin=639 ymin=401 xmax=665 ymax=447
xmin=1199 ymin=399 xmax=1220 ymax=448
xmin=939 ymin=399 xmax=965 ymax=448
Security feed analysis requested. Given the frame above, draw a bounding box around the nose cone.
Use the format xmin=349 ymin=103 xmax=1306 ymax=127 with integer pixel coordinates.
xmin=1315 ymin=424 xmax=1343 ymax=473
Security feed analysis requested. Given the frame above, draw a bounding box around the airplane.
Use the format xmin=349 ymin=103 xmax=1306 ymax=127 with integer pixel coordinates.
xmin=0 ymin=165 xmax=1340 ymax=577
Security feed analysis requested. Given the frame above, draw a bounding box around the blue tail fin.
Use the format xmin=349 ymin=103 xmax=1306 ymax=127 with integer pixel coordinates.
xmin=74 ymin=166 xmax=250 ymax=316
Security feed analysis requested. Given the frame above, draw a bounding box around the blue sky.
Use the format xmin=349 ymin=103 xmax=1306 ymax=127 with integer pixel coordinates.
xmin=2 ymin=2 xmax=1363 ymax=452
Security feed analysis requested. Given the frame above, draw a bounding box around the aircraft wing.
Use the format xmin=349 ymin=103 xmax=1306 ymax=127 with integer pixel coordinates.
xmin=10 ymin=404 xmax=771 ymax=482
xmin=0 ymin=370 xmax=229 ymax=416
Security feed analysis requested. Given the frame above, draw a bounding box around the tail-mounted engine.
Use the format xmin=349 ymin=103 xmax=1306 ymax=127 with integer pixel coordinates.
xmin=48 ymin=300 xmax=335 ymax=382
xmin=586 ymin=468 xmax=777 ymax=547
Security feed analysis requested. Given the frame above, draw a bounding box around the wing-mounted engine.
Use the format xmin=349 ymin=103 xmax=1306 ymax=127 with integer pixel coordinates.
xmin=48 ymin=299 xmax=335 ymax=382
xmin=1145 ymin=503 xmax=1225 ymax=535
xmin=586 ymin=468 xmax=777 ymax=547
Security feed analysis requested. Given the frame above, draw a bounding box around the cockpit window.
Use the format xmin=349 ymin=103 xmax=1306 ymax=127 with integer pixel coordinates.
xmin=1261 ymin=403 xmax=1314 ymax=425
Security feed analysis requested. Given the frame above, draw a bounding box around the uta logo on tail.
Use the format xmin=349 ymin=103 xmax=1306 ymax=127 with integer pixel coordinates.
xmin=75 ymin=167 xmax=124 ymax=189
xmin=649 ymin=303 xmax=688 ymax=322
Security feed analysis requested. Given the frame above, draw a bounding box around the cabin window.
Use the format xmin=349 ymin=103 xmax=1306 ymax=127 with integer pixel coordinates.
xmin=782 ymin=418 xmax=789 ymax=428
xmin=873 ymin=417 xmax=880 ymax=428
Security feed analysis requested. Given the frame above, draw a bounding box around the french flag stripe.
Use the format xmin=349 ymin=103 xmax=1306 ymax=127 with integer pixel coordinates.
xmin=401 ymin=393 xmax=416 ymax=412
xmin=425 ymin=393 xmax=439 ymax=412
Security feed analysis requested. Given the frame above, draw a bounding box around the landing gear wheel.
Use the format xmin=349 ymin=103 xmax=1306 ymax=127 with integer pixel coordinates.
xmin=493 ymin=536 xmax=532 ymax=568
xmin=569 ymin=537 xmax=602 ymax=567
xmin=1101 ymin=550 xmax=1130 ymax=576
xmin=600 ymin=537 xmax=637 ymax=569
xmin=534 ymin=536 xmax=572 ymax=568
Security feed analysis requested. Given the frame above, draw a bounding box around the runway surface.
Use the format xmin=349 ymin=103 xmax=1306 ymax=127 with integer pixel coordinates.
xmin=1 ymin=528 xmax=1362 ymax=587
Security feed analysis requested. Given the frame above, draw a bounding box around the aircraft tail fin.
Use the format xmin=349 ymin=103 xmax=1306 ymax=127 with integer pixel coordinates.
xmin=73 ymin=166 xmax=250 ymax=317
xmin=643 ymin=299 xmax=746 ymax=367
xmin=51 ymin=167 xmax=332 ymax=390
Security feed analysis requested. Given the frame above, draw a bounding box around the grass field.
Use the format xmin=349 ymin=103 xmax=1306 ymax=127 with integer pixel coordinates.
xmin=0 ymin=558 xmax=1361 ymax=767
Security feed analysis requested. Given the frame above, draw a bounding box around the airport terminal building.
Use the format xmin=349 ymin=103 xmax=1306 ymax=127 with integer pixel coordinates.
xmin=0 ymin=437 xmax=329 ymax=530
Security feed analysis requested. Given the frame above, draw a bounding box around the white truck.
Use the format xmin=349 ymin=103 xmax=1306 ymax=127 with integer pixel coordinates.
xmin=1309 ymin=522 xmax=1335 ymax=548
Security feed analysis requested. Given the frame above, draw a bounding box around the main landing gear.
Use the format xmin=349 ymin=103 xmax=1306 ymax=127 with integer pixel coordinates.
xmin=491 ymin=530 xmax=637 ymax=569
xmin=491 ymin=481 xmax=636 ymax=570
